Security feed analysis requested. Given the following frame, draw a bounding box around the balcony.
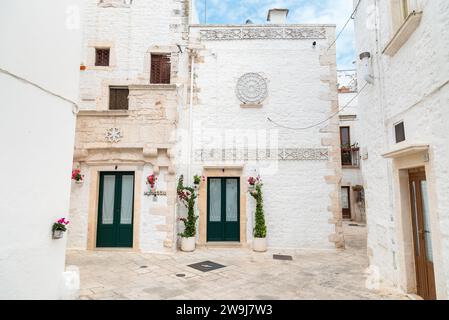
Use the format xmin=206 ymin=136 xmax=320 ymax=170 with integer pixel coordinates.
xmin=341 ymin=144 xmax=360 ymax=168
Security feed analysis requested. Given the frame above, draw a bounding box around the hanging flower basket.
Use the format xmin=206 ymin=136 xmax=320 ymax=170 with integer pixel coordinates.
xmin=71 ymin=169 xmax=84 ymax=184
xmin=52 ymin=217 xmax=70 ymax=239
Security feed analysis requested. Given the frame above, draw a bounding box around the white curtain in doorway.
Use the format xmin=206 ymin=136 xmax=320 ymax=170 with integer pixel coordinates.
xmin=120 ymin=175 xmax=134 ymax=224
xmin=102 ymin=175 xmax=115 ymax=224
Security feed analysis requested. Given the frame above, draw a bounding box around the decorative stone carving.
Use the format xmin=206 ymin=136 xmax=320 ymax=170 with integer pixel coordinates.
xmin=236 ymin=73 xmax=268 ymax=104
xmin=98 ymin=0 xmax=132 ymax=8
xmin=105 ymin=127 xmax=123 ymax=143
xmin=194 ymin=148 xmax=329 ymax=162
xmin=199 ymin=27 xmax=326 ymax=41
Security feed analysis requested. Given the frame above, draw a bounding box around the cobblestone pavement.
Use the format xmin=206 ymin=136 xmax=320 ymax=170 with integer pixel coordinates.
xmin=66 ymin=223 xmax=408 ymax=300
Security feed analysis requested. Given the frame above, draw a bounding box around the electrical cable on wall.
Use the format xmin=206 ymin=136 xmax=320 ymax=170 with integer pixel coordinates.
xmin=0 ymin=66 xmax=79 ymax=114
xmin=267 ymin=82 xmax=369 ymax=131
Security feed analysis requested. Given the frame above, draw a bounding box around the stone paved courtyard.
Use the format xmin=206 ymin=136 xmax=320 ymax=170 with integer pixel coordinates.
xmin=66 ymin=223 xmax=408 ymax=300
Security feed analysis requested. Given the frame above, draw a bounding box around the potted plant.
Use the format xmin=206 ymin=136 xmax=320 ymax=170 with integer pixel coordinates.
xmin=193 ymin=174 xmax=202 ymax=190
xmin=177 ymin=175 xmax=199 ymax=252
xmin=71 ymin=169 xmax=84 ymax=184
xmin=52 ymin=217 xmax=70 ymax=239
xmin=249 ymin=177 xmax=267 ymax=252
xmin=247 ymin=175 xmax=260 ymax=192
xmin=146 ymin=174 xmax=158 ymax=201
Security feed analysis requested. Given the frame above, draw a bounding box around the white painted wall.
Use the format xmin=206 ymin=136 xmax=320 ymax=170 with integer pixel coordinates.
xmin=183 ymin=25 xmax=338 ymax=249
xmin=0 ymin=0 xmax=82 ymax=299
xmin=353 ymin=0 xmax=449 ymax=297
xmin=68 ymin=0 xmax=192 ymax=253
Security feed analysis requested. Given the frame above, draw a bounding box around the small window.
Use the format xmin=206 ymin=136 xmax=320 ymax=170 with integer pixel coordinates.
xmin=95 ymin=48 xmax=110 ymax=66
xmin=150 ymin=54 xmax=171 ymax=84
xmin=395 ymin=122 xmax=406 ymax=143
xmin=109 ymin=87 xmax=129 ymax=110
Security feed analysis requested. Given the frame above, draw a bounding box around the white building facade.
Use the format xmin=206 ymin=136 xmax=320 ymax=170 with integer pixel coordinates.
xmin=68 ymin=0 xmax=194 ymax=253
xmin=69 ymin=3 xmax=344 ymax=253
xmin=0 ymin=0 xmax=82 ymax=299
xmin=338 ymin=70 xmax=365 ymax=223
xmin=353 ymin=0 xmax=449 ymax=299
xmin=181 ymin=10 xmax=343 ymax=250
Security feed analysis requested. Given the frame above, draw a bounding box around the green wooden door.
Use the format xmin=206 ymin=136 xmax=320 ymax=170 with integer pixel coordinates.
xmin=207 ymin=177 xmax=240 ymax=242
xmin=96 ymin=172 xmax=134 ymax=248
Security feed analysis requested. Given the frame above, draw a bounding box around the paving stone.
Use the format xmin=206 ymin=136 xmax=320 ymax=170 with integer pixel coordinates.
xmin=66 ymin=223 xmax=409 ymax=300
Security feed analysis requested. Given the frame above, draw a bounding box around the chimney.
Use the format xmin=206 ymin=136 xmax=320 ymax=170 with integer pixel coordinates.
xmin=267 ymin=8 xmax=289 ymax=24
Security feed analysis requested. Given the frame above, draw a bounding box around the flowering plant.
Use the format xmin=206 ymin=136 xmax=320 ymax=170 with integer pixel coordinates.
xmin=248 ymin=175 xmax=262 ymax=186
xmin=52 ymin=217 xmax=70 ymax=232
xmin=146 ymin=174 xmax=157 ymax=189
xmin=71 ymin=169 xmax=84 ymax=182
xmin=177 ymin=175 xmax=199 ymax=238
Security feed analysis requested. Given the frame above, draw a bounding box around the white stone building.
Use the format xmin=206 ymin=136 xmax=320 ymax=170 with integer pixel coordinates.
xmin=0 ymin=0 xmax=82 ymax=299
xmin=338 ymin=70 xmax=365 ymax=223
xmin=69 ymin=3 xmax=343 ymax=253
xmin=180 ymin=9 xmax=343 ymax=250
xmin=68 ymin=0 xmax=194 ymax=253
xmin=353 ymin=0 xmax=449 ymax=299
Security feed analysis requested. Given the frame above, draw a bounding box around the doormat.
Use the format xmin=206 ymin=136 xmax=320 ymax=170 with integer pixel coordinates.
xmin=188 ymin=261 xmax=226 ymax=272
xmin=273 ymin=254 xmax=293 ymax=261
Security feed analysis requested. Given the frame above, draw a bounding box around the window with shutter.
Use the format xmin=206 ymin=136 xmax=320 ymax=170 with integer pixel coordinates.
xmin=109 ymin=87 xmax=129 ymax=110
xmin=150 ymin=54 xmax=171 ymax=84
xmin=95 ymin=48 xmax=110 ymax=66
xmin=395 ymin=122 xmax=406 ymax=143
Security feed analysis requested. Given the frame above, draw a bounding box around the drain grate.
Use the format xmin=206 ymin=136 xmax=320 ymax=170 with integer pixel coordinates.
xmin=140 ymin=266 xmax=148 ymax=268
xmin=273 ymin=254 xmax=293 ymax=261
xmin=176 ymin=273 xmax=186 ymax=277
xmin=188 ymin=261 xmax=226 ymax=272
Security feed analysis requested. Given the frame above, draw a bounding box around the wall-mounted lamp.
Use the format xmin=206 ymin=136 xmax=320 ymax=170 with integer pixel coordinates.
xmin=359 ymin=51 xmax=374 ymax=84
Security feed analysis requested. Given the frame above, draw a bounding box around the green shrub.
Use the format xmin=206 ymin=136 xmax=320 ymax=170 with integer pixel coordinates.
xmin=250 ymin=184 xmax=267 ymax=238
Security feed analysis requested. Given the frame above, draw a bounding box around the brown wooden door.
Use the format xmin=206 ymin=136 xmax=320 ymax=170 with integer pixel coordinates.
xmin=409 ymin=168 xmax=436 ymax=300
xmin=341 ymin=186 xmax=351 ymax=219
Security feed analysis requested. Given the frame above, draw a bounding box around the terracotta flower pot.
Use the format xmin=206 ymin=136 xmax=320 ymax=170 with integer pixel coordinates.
xmin=181 ymin=237 xmax=196 ymax=252
xmin=80 ymin=65 xmax=86 ymax=71
xmin=253 ymin=237 xmax=267 ymax=252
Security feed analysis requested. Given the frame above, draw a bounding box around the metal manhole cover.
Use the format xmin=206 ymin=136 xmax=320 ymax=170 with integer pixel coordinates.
xmin=273 ymin=254 xmax=293 ymax=261
xmin=188 ymin=261 xmax=226 ymax=272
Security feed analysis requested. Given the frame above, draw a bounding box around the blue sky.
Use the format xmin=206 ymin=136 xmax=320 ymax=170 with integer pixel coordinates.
xmin=194 ymin=0 xmax=356 ymax=70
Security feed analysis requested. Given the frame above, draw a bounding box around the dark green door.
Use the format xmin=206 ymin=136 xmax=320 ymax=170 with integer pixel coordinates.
xmin=207 ymin=177 xmax=240 ymax=242
xmin=97 ymin=172 xmax=134 ymax=248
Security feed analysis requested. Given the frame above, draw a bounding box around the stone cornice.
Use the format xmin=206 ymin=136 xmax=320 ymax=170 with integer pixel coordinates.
xmin=195 ymin=25 xmax=328 ymax=41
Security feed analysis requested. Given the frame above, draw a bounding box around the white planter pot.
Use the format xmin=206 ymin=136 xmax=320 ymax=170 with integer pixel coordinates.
xmin=74 ymin=180 xmax=83 ymax=185
xmin=53 ymin=230 xmax=65 ymax=239
xmin=181 ymin=237 xmax=196 ymax=252
xmin=253 ymin=237 xmax=267 ymax=252
xmin=193 ymin=184 xmax=200 ymax=191
xmin=248 ymin=185 xmax=255 ymax=192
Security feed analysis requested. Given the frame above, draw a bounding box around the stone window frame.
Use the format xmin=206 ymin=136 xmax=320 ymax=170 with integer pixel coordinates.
xmin=384 ymin=0 xmax=423 ymax=56
xmin=141 ymin=45 xmax=179 ymax=84
xmin=98 ymin=79 xmax=134 ymax=111
xmin=87 ymin=41 xmax=117 ymax=70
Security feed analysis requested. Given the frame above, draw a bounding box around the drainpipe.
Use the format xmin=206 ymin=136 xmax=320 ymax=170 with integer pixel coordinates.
xmin=187 ymin=54 xmax=195 ymax=184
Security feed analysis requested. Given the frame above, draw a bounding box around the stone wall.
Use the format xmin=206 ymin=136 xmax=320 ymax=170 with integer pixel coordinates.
xmin=180 ymin=24 xmax=341 ymax=249
xmin=68 ymin=0 xmax=193 ymax=252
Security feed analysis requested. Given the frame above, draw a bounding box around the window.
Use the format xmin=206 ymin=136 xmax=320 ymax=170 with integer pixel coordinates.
xmin=340 ymin=127 xmax=350 ymax=147
xmin=395 ymin=122 xmax=406 ymax=143
xmin=150 ymin=54 xmax=171 ymax=84
xmin=95 ymin=48 xmax=110 ymax=66
xmin=109 ymin=87 xmax=129 ymax=110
